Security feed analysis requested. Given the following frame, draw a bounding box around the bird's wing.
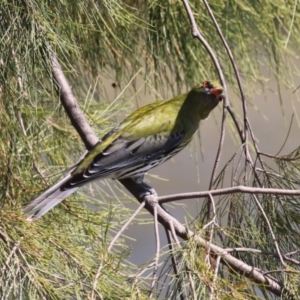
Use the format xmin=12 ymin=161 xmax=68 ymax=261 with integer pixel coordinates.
xmin=67 ymin=128 xmax=186 ymax=187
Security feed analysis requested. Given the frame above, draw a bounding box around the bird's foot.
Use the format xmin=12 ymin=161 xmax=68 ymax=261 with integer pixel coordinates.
xmin=135 ymin=181 xmax=157 ymax=199
xmin=118 ymin=176 xmax=157 ymax=202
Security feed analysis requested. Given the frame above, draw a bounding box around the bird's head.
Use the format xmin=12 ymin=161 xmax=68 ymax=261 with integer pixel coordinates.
xmin=188 ymin=80 xmax=223 ymax=119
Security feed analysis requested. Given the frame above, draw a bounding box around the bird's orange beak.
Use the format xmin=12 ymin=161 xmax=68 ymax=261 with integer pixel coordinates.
xmin=211 ymin=87 xmax=223 ymax=101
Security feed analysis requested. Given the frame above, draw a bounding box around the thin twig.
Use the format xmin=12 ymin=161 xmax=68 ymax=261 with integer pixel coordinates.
xmin=202 ymin=0 xmax=268 ymax=192
xmin=252 ymin=194 xmax=285 ymax=266
xmin=149 ymin=202 xmax=160 ymax=297
xmin=91 ymin=202 xmax=146 ymax=298
xmin=225 ymin=247 xmax=300 ymax=265
xmin=158 ymin=185 xmax=300 ymax=203
xmin=166 ymin=230 xmax=186 ymax=300
xmin=275 ymin=114 xmax=294 ymax=156
xmin=181 ymin=0 xmax=228 ymax=194
xmin=285 ymin=249 xmax=300 ymax=257
xmin=258 ymin=151 xmax=300 ymax=162
xmin=204 ymin=193 xmax=217 ymax=268
xmin=108 ymin=201 xmax=146 ymax=251
xmin=0 ymin=239 xmax=22 ymax=281
xmin=202 ymin=0 xmax=250 ymax=161
xmin=284 ymin=0 xmax=298 ymax=48
xmin=209 ymin=255 xmax=221 ymax=300
xmin=169 ymin=220 xmax=182 ymax=247
xmin=187 ymin=268 xmax=197 ymax=300
xmin=227 ymin=106 xmax=245 ymax=142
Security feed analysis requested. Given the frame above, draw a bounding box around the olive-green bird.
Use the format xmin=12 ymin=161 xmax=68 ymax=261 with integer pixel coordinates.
xmin=24 ymin=81 xmax=223 ymax=221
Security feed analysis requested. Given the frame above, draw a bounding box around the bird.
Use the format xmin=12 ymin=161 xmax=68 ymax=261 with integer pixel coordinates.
xmin=24 ymin=80 xmax=223 ymax=221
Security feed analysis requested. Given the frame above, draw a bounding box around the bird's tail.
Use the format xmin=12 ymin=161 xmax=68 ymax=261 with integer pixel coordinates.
xmin=24 ymin=174 xmax=79 ymax=221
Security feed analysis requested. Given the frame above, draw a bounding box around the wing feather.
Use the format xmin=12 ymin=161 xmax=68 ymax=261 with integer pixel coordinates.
xmin=65 ymin=130 xmax=185 ymax=188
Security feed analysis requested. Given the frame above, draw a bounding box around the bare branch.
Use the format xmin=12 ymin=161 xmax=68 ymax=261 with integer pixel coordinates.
xmin=159 ymin=185 xmax=300 ymax=203
xmin=165 ymin=230 xmax=186 ymax=300
xmin=181 ymin=0 xmax=228 ymax=226
xmin=49 ymin=51 xmax=99 ymax=150
xmin=210 ymin=255 xmax=221 ymax=300
xmin=142 ymin=193 xmax=283 ymax=296
xmin=225 ymin=248 xmax=300 ymax=266
xmin=252 ymin=194 xmax=286 ymax=266
xmin=149 ymin=202 xmax=160 ymax=297
xmin=108 ymin=201 xmax=146 ymax=252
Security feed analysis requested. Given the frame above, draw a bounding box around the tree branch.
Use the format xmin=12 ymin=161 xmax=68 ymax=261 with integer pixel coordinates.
xmin=142 ymin=193 xmax=282 ymax=296
xmin=49 ymin=51 xmax=99 ymax=150
xmin=158 ymin=185 xmax=300 ymax=203
xmin=120 ymin=179 xmax=283 ymax=296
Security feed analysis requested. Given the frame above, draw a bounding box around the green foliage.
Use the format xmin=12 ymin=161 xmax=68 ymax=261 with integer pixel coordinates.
xmin=1 ymin=0 xmax=300 ymax=299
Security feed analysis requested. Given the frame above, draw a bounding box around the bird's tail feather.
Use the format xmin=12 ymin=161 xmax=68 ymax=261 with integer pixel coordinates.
xmin=24 ymin=174 xmax=79 ymax=221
